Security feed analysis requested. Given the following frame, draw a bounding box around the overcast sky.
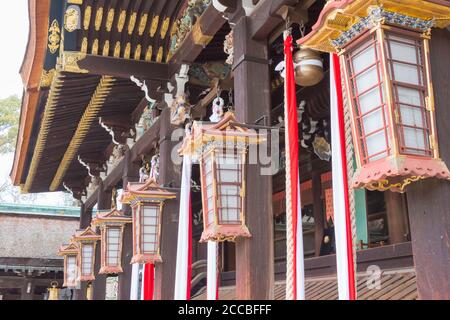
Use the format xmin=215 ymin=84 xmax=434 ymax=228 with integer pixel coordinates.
xmin=0 ymin=1 xmax=74 ymax=206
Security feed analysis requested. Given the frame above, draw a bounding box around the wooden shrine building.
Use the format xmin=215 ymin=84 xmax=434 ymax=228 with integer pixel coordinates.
xmin=11 ymin=0 xmax=450 ymax=300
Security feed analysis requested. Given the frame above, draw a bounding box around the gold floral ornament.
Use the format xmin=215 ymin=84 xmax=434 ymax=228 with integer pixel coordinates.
xmin=64 ymin=6 xmax=81 ymax=32
xmin=48 ymin=20 xmax=61 ymax=54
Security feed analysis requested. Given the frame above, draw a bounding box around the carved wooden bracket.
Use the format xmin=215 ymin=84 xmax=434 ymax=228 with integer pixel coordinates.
xmin=99 ymin=116 xmax=135 ymax=146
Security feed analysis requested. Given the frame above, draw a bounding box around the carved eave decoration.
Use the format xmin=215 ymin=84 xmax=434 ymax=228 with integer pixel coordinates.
xmin=121 ymin=178 xmax=177 ymax=206
xmin=179 ymin=112 xmax=265 ymax=158
xmin=298 ymin=0 xmax=450 ymax=53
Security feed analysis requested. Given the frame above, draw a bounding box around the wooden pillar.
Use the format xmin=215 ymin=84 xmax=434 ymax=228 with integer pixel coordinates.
xmin=405 ymin=28 xmax=450 ymax=299
xmin=73 ymin=204 xmax=92 ymax=300
xmin=117 ymin=150 xmax=140 ymax=300
xmin=92 ymin=181 xmax=112 ymax=300
xmin=384 ymin=192 xmax=409 ymax=244
xmin=154 ymin=108 xmax=181 ymax=300
xmin=312 ymin=170 xmax=324 ymax=257
xmin=233 ymin=15 xmax=274 ymax=300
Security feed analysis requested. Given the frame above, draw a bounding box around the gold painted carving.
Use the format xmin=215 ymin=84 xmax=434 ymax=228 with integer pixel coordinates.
xmin=118 ymin=10 xmax=126 ymax=32
xmin=192 ymin=22 xmax=213 ymax=47
xmin=160 ymin=17 xmax=170 ymax=39
xmin=106 ymin=8 xmax=115 ymax=32
xmin=103 ymin=40 xmax=110 ymax=56
xmin=95 ymin=7 xmax=104 ymax=31
xmin=138 ymin=14 xmax=148 ymax=36
xmin=39 ymin=69 xmax=56 ymax=88
xmin=156 ymin=46 xmax=164 ymax=63
xmin=81 ymin=37 xmax=88 ymax=53
xmin=134 ymin=44 xmax=142 ymax=60
xmin=150 ymin=15 xmax=159 ymax=37
xmin=124 ymin=43 xmax=131 ymax=59
xmin=68 ymin=0 xmax=83 ymax=4
xmin=92 ymin=38 xmax=99 ymax=55
xmin=145 ymin=46 xmax=153 ymax=61
xmin=48 ymin=20 xmax=61 ymax=54
xmin=49 ymin=76 xmax=116 ymax=192
xmin=84 ymin=6 xmax=92 ymax=30
xmin=64 ymin=7 xmax=80 ymax=32
xmin=59 ymin=51 xmax=89 ymax=74
xmin=128 ymin=12 xmax=137 ymax=35
xmin=114 ymin=42 xmax=121 ymax=58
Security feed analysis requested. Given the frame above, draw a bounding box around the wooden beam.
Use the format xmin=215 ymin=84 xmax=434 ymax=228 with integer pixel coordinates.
xmin=70 ymin=53 xmax=170 ymax=81
xmin=169 ymin=5 xmax=227 ymax=76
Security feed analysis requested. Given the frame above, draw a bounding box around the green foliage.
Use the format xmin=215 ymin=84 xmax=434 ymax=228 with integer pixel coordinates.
xmin=0 ymin=95 xmax=21 ymax=154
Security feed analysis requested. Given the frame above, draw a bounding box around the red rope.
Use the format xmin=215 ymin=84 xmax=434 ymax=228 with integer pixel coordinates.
xmin=284 ymin=35 xmax=300 ymax=299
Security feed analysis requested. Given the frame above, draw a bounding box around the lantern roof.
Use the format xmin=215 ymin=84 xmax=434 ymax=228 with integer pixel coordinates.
xmin=91 ymin=209 xmax=132 ymax=226
xmin=58 ymin=242 xmax=79 ymax=256
xmin=179 ymin=111 xmax=265 ymax=157
xmin=73 ymin=226 xmax=101 ymax=242
xmin=298 ymin=0 xmax=450 ymax=53
xmin=121 ymin=178 xmax=177 ymax=205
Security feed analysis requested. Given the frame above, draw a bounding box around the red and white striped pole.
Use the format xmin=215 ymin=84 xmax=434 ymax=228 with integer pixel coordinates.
xmin=330 ymin=53 xmax=357 ymax=300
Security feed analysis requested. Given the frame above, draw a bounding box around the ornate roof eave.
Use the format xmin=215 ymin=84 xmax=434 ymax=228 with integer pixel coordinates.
xmin=298 ymin=0 xmax=450 ymax=53
xmin=11 ymin=0 xmax=51 ymax=186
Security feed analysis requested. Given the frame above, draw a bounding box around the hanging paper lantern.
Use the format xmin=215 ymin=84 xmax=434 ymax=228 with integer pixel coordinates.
xmin=121 ymin=179 xmax=176 ymax=264
xmin=180 ymin=112 xmax=264 ymax=242
xmin=58 ymin=242 xmax=79 ymax=288
xmin=92 ymin=209 xmax=132 ymax=274
xmin=298 ymin=1 xmax=450 ymax=192
xmin=72 ymin=227 xmax=101 ymax=282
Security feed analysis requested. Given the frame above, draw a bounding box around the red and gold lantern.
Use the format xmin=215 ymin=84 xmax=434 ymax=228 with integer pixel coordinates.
xmin=58 ymin=241 xmax=79 ymax=288
xmin=299 ymin=0 xmax=450 ymax=192
xmin=180 ymin=112 xmax=264 ymax=242
xmin=72 ymin=227 xmax=100 ymax=282
xmin=121 ymin=179 xmax=176 ymax=264
xmin=92 ymin=209 xmax=132 ymax=274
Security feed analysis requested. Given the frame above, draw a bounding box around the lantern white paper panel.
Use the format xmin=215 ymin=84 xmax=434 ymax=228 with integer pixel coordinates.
xmin=67 ymin=255 xmax=77 ymax=284
xmin=107 ymin=228 xmax=121 ymax=266
xmin=142 ymin=206 xmax=159 ymax=254
xmin=350 ymin=39 xmax=389 ymax=162
xmin=81 ymin=244 xmax=94 ymax=276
